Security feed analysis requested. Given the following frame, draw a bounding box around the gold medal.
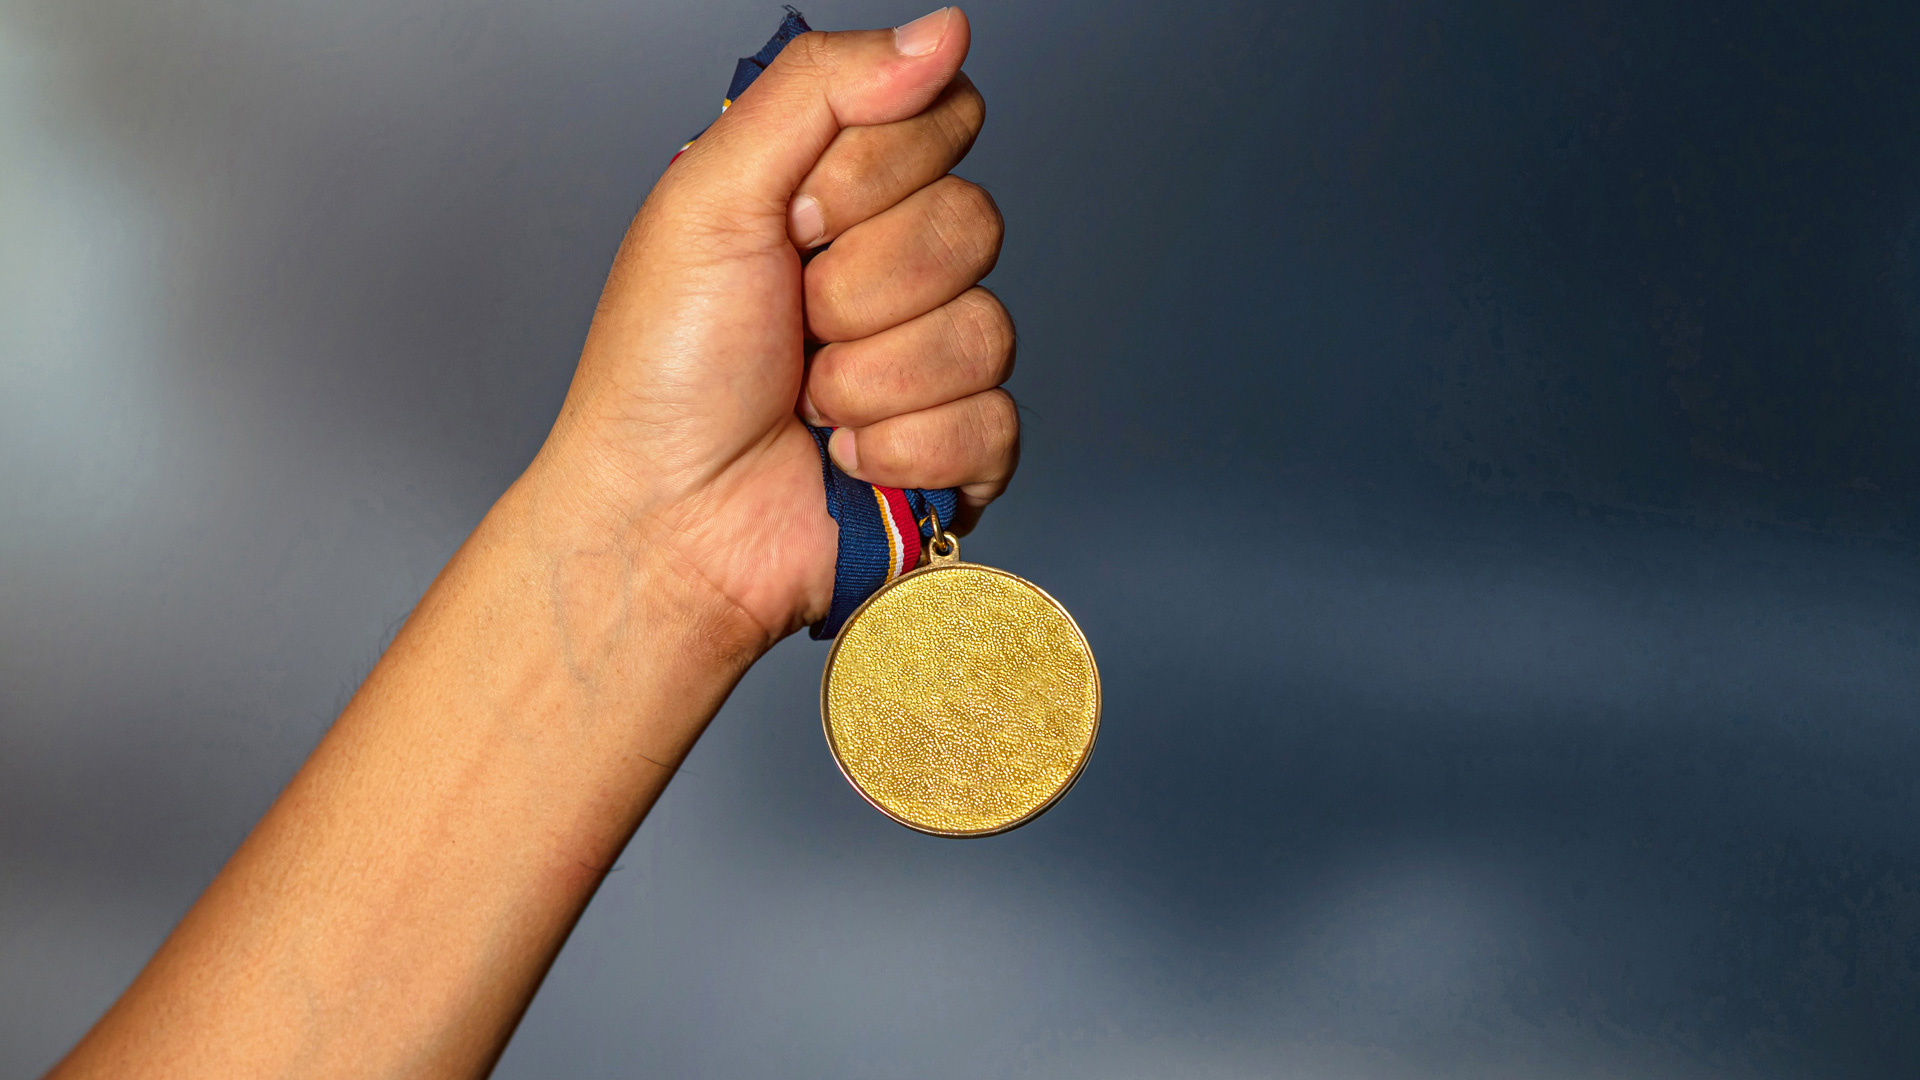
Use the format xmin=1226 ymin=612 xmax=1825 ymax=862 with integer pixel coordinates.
xmin=820 ymin=524 xmax=1101 ymax=837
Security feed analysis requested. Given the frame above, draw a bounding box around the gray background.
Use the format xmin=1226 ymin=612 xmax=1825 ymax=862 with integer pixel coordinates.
xmin=5 ymin=0 xmax=1920 ymax=1076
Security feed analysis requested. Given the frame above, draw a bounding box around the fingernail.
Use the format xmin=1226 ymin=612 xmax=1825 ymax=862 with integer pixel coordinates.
xmin=798 ymin=386 xmax=823 ymax=425
xmin=828 ymin=428 xmax=859 ymax=473
xmin=893 ymin=7 xmax=950 ymax=57
xmin=788 ymin=194 xmax=825 ymax=249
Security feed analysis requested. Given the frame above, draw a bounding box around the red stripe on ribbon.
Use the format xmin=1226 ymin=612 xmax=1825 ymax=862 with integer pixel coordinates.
xmin=879 ymin=486 xmax=921 ymax=575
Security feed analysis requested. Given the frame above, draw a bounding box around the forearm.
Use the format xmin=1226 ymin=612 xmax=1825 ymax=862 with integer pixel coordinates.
xmin=52 ymin=461 xmax=763 ymax=1079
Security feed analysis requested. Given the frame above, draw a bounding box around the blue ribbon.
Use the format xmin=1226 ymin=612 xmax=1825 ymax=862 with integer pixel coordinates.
xmin=807 ymin=426 xmax=958 ymax=639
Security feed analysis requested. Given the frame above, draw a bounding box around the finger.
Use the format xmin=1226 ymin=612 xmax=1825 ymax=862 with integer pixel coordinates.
xmin=805 ymin=175 xmax=1004 ymax=342
xmin=662 ymin=8 xmax=971 ymax=234
xmin=787 ymin=74 xmax=986 ymax=249
xmin=825 ymin=389 xmax=1019 ymax=533
xmin=800 ymin=287 xmax=1014 ymax=428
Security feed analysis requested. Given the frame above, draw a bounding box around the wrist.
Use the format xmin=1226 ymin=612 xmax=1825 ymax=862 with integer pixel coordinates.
xmin=497 ymin=446 xmax=777 ymax=677
xmin=517 ymin=417 xmax=841 ymax=643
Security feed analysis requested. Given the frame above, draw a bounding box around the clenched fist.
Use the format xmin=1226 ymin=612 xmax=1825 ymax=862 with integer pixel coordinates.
xmin=535 ymin=7 xmax=1018 ymax=644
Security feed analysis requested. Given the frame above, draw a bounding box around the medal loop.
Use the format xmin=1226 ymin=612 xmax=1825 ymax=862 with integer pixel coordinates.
xmin=919 ymin=506 xmax=960 ymax=564
xmin=928 ymin=531 xmax=959 ymax=563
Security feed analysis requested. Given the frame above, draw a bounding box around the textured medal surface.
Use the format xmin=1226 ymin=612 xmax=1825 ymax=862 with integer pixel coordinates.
xmin=822 ymin=563 xmax=1100 ymax=836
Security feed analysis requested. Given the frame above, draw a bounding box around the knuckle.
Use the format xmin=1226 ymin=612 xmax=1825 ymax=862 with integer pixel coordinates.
xmin=925 ymin=177 xmax=1004 ymax=274
xmin=971 ymin=389 xmax=1020 ymax=458
xmin=934 ymin=77 xmax=987 ymax=151
xmin=953 ymin=75 xmax=987 ymax=131
xmin=940 ymin=176 xmax=1003 ymax=236
xmin=949 ymin=289 xmax=1016 ymax=383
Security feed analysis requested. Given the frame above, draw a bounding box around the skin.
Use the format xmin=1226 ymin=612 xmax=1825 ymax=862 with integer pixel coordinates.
xmin=48 ymin=9 xmax=1015 ymax=1078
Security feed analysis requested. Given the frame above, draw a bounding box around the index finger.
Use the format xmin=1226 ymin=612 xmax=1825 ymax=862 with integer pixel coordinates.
xmin=787 ymin=73 xmax=987 ymax=249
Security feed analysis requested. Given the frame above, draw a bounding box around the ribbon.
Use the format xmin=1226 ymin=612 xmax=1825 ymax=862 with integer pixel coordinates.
xmin=809 ymin=426 xmax=958 ymax=638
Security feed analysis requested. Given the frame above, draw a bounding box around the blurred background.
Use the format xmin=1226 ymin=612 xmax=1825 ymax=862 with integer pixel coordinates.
xmin=5 ymin=0 xmax=1920 ymax=1075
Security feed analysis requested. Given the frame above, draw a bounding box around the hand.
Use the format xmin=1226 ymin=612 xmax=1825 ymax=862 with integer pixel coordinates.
xmin=534 ymin=7 xmax=1018 ymax=646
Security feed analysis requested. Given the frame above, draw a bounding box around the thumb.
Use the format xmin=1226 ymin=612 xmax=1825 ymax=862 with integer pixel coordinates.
xmin=664 ymin=8 xmax=971 ymax=228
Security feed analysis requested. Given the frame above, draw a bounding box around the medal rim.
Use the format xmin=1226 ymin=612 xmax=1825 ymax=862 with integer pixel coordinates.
xmin=819 ymin=559 xmax=1102 ymax=839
